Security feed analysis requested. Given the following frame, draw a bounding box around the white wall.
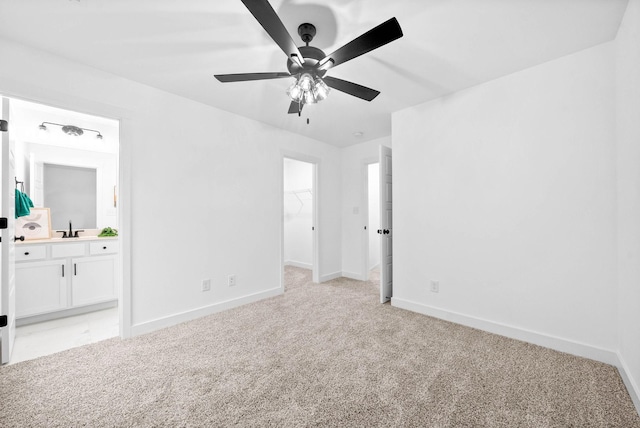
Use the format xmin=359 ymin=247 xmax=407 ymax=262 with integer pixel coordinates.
xmin=393 ymin=42 xmax=618 ymax=359
xmin=0 ymin=38 xmax=342 ymax=335
xmin=340 ymin=137 xmax=391 ymax=280
xmin=368 ymin=163 xmax=380 ymax=270
xmin=616 ymin=0 xmax=640 ymax=410
xmin=283 ymin=158 xmax=313 ymax=269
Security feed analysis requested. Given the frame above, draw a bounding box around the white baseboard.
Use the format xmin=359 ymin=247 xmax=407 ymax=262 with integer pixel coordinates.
xmin=320 ymin=271 xmax=342 ymax=282
xmin=284 ymin=260 xmax=313 ymax=270
xmin=131 ymin=287 xmax=283 ymax=336
xmin=342 ymin=271 xmax=367 ymax=281
xmin=617 ymin=352 xmax=640 ymax=416
xmin=391 ymin=297 xmax=619 ymax=366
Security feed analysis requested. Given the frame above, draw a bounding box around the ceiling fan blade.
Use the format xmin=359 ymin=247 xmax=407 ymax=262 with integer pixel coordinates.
xmin=241 ymin=0 xmax=305 ymax=66
xmin=288 ymin=101 xmax=303 ymax=115
xmin=318 ymin=17 xmax=403 ymax=71
xmin=214 ymin=72 xmax=291 ymax=82
xmin=323 ymin=76 xmax=380 ymax=101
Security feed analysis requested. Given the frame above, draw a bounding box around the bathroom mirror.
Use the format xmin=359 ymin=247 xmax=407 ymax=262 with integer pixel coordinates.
xmin=43 ymin=163 xmax=97 ymax=230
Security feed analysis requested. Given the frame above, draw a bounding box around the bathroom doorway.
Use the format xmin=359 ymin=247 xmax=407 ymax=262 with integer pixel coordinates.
xmin=5 ymin=97 xmax=121 ymax=364
xmin=283 ymin=156 xmax=318 ymax=289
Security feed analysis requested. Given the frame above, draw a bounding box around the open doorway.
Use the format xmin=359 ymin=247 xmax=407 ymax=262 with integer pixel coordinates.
xmin=367 ymin=162 xmax=380 ymax=282
xmin=362 ymin=145 xmax=393 ymax=303
xmin=3 ymin=97 xmax=120 ymax=364
xmin=283 ymin=157 xmax=317 ymax=290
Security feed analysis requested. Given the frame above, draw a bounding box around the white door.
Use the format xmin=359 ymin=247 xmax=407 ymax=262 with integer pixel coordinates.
xmin=1 ymin=96 xmax=17 ymax=364
xmin=379 ymin=146 xmax=392 ymax=303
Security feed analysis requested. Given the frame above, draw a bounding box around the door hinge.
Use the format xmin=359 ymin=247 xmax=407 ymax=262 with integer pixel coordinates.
xmin=0 ymin=120 xmax=7 ymax=132
xmin=0 ymin=217 xmax=6 ymax=241
xmin=0 ymin=315 xmax=7 ymax=328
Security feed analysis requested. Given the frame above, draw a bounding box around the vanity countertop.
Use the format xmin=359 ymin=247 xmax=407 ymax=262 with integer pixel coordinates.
xmin=17 ymin=236 xmax=118 ymax=245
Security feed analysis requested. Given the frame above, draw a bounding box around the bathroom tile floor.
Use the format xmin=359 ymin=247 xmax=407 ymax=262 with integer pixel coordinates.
xmin=9 ymin=307 xmax=119 ymax=365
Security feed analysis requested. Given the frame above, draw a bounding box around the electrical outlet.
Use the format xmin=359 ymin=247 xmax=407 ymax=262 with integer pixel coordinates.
xmin=430 ymin=280 xmax=439 ymax=293
xmin=201 ymin=279 xmax=211 ymax=292
xmin=228 ymin=274 xmax=236 ymax=287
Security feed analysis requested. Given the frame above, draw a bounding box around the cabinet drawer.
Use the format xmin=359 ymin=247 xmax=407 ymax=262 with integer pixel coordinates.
xmin=15 ymin=245 xmax=47 ymax=262
xmin=51 ymin=243 xmax=86 ymax=258
xmin=90 ymin=241 xmax=118 ymax=255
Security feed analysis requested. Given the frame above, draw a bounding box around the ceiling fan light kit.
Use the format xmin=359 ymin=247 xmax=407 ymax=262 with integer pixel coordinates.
xmin=214 ymin=0 xmax=403 ymax=116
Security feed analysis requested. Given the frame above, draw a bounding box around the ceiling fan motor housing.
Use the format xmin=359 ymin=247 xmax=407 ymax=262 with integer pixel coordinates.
xmin=287 ymin=45 xmax=327 ymax=76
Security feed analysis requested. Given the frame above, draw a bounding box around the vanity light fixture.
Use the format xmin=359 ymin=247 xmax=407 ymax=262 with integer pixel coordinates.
xmin=38 ymin=121 xmax=103 ymax=140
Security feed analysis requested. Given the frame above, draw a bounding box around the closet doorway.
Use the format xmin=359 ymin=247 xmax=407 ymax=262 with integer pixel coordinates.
xmin=283 ymin=157 xmax=318 ymax=286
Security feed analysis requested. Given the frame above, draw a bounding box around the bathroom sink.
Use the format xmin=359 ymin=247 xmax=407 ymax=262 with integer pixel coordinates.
xmin=50 ymin=236 xmax=100 ymax=241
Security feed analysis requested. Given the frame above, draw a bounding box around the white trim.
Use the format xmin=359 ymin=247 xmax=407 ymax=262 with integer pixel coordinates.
xmin=131 ymin=287 xmax=283 ymax=336
xmin=0 ymin=91 xmax=133 ymax=341
xmin=342 ymin=271 xmax=367 ymax=281
xmin=320 ymin=271 xmax=342 ymax=282
xmin=118 ymin=118 xmax=132 ymax=339
xmin=391 ymin=297 xmax=619 ymax=366
xmin=617 ymin=352 xmax=640 ymax=415
xmin=311 ymin=162 xmax=319 ymax=284
xmin=284 ymin=260 xmax=313 ymax=270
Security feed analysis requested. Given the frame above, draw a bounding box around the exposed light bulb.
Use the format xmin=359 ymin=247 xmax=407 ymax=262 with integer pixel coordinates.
xmin=314 ymin=78 xmax=330 ymax=101
xmin=304 ymin=90 xmax=316 ymax=104
xmin=299 ymin=73 xmax=313 ymax=91
xmin=287 ymin=82 xmax=303 ymax=102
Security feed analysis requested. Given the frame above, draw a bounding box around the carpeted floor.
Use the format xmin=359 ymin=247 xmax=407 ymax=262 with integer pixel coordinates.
xmin=1 ymin=266 xmax=638 ymax=427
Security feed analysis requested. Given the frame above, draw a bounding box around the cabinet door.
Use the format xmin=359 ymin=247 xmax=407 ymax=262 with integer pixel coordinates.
xmin=15 ymin=261 xmax=67 ymax=318
xmin=71 ymin=256 xmax=117 ymax=307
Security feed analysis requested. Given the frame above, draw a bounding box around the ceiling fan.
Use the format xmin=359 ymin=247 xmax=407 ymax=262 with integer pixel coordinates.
xmin=214 ymin=0 xmax=403 ymax=115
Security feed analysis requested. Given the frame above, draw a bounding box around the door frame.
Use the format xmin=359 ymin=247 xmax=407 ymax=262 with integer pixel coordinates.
xmin=281 ymin=151 xmax=320 ymax=285
xmin=0 ymin=90 xmax=132 ymax=339
xmin=0 ymin=96 xmax=17 ymax=363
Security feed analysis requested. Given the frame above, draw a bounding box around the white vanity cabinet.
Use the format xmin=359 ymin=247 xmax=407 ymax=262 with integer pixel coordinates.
xmin=15 ymin=238 xmax=118 ymax=320
xmin=15 ymin=260 xmax=67 ymax=317
xmin=71 ymin=255 xmax=117 ymax=307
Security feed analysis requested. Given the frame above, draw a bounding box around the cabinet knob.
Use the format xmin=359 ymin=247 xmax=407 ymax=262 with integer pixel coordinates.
xmin=24 ymin=252 xmax=29 ymax=255
xmin=103 ymin=246 xmax=107 ymax=250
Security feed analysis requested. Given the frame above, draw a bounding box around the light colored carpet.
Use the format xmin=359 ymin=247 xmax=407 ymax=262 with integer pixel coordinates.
xmin=1 ymin=266 xmax=638 ymax=427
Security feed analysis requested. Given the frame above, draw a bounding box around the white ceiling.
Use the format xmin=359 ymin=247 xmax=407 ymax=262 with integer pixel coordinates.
xmin=0 ymin=0 xmax=629 ymax=147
